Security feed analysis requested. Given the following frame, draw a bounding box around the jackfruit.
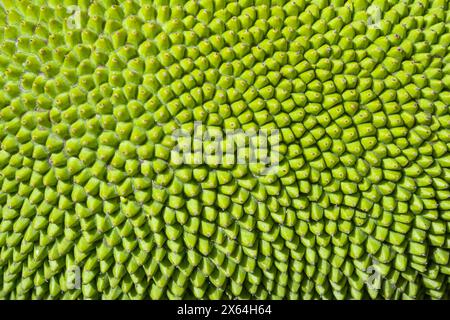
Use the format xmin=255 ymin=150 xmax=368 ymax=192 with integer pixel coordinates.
xmin=0 ymin=0 xmax=449 ymax=300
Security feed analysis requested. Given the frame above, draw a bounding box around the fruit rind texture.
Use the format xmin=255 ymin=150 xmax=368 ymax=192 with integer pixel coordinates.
xmin=0 ymin=0 xmax=449 ymax=300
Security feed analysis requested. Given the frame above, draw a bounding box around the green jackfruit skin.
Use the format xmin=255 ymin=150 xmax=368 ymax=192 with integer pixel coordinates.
xmin=0 ymin=0 xmax=449 ymax=300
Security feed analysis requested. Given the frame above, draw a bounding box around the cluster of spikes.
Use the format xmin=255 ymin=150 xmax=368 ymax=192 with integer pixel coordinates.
xmin=0 ymin=0 xmax=450 ymax=300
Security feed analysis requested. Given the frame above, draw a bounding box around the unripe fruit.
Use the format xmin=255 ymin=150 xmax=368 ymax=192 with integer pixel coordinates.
xmin=0 ymin=0 xmax=448 ymax=301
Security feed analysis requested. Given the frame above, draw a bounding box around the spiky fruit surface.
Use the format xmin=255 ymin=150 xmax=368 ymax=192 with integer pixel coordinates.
xmin=0 ymin=0 xmax=449 ymax=300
